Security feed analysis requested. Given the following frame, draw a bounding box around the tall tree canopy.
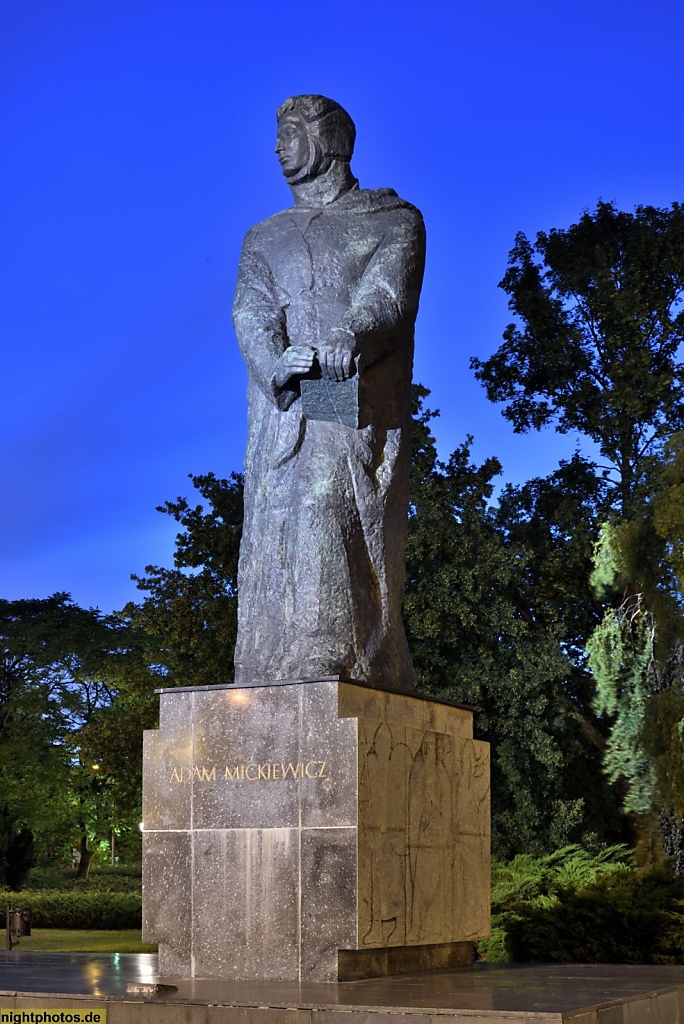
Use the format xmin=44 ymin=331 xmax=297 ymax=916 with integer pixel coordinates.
xmin=404 ymin=390 xmax=620 ymax=857
xmin=472 ymin=201 xmax=684 ymax=850
xmin=127 ymin=472 xmax=242 ymax=688
xmin=471 ymin=200 xmax=684 ymax=510
xmin=0 ymin=594 xmax=155 ymax=874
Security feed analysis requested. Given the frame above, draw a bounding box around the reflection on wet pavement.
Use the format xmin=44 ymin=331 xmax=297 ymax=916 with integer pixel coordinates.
xmin=2 ymin=954 xmax=684 ymax=1015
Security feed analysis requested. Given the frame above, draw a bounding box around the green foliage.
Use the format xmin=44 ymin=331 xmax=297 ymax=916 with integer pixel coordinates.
xmin=128 ymin=472 xmax=243 ymax=687
xmin=591 ymin=513 xmax=681 ymax=667
xmin=587 ymin=601 xmax=656 ymax=814
xmin=472 ymin=200 xmax=684 ymax=510
xmin=1 ymin=596 xmax=77 ymax=852
xmin=82 ymin=863 xmax=142 ymax=879
xmin=24 ymin=867 xmax=74 ymax=890
xmin=588 ymin=445 xmax=684 ymax=835
xmin=0 ymin=889 xmax=142 ymax=929
xmin=492 ymin=460 xmax=622 ymax=845
xmin=405 ymin=390 xmax=605 ymax=857
xmin=589 ymin=523 xmax=624 ymax=598
xmin=0 ymin=804 xmax=35 ymax=889
xmin=642 ymin=689 xmax=684 ymax=820
xmin=586 ymin=509 xmax=684 ymax=826
xmin=496 ymin=455 xmax=606 ymax=684
xmin=25 ymin=866 xmax=141 ymax=892
xmin=491 ymin=843 xmax=631 ymax=909
xmin=504 ymin=862 xmax=684 ymax=963
xmin=473 ymin=200 xmax=684 ymax=849
xmin=0 ymin=594 xmax=157 ymax=868
xmin=653 ymin=432 xmax=684 ymax=590
xmin=477 ymin=843 xmax=630 ymax=961
xmin=76 ymin=676 xmax=158 ymax=851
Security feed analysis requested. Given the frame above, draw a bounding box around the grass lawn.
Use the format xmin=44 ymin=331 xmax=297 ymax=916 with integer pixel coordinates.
xmin=12 ymin=930 xmax=157 ymax=954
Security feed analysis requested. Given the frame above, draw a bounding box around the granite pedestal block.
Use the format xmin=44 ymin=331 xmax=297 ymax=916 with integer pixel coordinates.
xmin=142 ymin=678 xmax=490 ymax=983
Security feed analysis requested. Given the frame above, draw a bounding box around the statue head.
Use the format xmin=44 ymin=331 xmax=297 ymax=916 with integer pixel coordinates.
xmin=275 ymin=95 xmax=356 ymax=184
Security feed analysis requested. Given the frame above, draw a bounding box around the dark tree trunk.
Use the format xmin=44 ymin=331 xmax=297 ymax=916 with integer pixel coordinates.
xmin=75 ymin=830 xmax=94 ymax=880
xmin=660 ymin=809 xmax=684 ymax=874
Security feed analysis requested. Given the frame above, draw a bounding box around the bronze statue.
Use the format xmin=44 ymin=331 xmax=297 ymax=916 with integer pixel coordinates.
xmin=232 ymin=95 xmax=425 ymax=690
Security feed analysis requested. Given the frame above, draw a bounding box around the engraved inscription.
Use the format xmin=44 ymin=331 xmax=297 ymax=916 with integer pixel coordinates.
xmin=169 ymin=760 xmax=328 ymax=784
xmin=169 ymin=766 xmax=216 ymax=783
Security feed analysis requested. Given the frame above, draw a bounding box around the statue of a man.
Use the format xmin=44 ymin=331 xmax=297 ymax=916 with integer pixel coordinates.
xmin=232 ymin=95 xmax=425 ymax=691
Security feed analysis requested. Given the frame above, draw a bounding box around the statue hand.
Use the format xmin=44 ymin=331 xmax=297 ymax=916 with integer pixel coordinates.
xmin=319 ymin=329 xmax=358 ymax=382
xmin=273 ymin=345 xmax=316 ymax=388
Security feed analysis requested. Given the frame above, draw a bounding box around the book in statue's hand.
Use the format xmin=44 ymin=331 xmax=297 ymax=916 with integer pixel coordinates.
xmin=300 ymin=367 xmax=361 ymax=428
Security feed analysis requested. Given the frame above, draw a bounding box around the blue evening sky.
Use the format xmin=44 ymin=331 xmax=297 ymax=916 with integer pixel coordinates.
xmin=2 ymin=0 xmax=682 ymax=612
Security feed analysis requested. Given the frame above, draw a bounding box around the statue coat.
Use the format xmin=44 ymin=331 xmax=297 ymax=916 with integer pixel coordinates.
xmin=232 ymin=186 xmax=425 ymax=689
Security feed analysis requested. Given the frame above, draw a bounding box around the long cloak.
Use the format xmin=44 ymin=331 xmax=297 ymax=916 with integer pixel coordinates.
xmin=232 ymin=185 xmax=425 ymax=689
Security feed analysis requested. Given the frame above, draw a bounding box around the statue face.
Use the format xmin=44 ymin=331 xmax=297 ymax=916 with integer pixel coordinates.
xmin=275 ymin=116 xmax=310 ymax=180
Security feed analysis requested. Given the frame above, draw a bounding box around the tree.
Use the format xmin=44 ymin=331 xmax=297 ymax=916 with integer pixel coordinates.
xmin=493 ymin=459 xmax=623 ymax=841
xmin=471 ymin=201 xmax=684 ymax=849
xmin=471 ymin=200 xmax=684 ymax=512
xmin=0 ymin=594 xmax=154 ymax=873
xmin=77 ymin=659 xmax=160 ymax=865
xmin=587 ymin=435 xmax=684 ymax=855
xmin=0 ymin=803 xmax=35 ymax=889
xmin=0 ymin=597 xmax=72 ymax=851
xmin=494 ymin=455 xmax=606 ymax=712
xmin=652 ymin=431 xmax=684 ymax=613
xmin=404 ymin=390 xmax=619 ymax=857
xmin=127 ymin=472 xmax=243 ymax=687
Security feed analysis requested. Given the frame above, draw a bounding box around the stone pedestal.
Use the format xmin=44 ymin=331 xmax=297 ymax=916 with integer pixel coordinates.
xmin=142 ymin=677 xmax=490 ymax=983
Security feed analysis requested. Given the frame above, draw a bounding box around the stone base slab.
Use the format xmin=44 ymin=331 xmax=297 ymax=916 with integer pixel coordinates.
xmin=4 ymin=955 xmax=684 ymax=1024
xmin=338 ymin=940 xmax=473 ymax=981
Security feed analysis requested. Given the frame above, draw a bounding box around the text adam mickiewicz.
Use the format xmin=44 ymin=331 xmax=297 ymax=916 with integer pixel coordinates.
xmin=169 ymin=761 xmax=328 ymax=784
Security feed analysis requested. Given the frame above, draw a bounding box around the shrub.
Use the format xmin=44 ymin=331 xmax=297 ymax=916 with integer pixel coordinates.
xmin=66 ymin=873 xmax=142 ymax=894
xmin=90 ymin=864 xmax=142 ymax=877
xmin=26 ymin=867 xmax=141 ymax=893
xmin=476 ymin=843 xmax=631 ymax=962
xmin=26 ymin=868 xmax=72 ymax=890
xmin=0 ymin=889 xmax=142 ymax=929
xmin=492 ymin=844 xmax=631 ymax=908
xmin=505 ymin=862 xmax=684 ymax=963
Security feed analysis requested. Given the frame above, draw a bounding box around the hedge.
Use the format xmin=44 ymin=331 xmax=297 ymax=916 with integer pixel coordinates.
xmin=0 ymin=890 xmax=142 ymax=929
xmin=26 ymin=869 xmax=142 ymax=893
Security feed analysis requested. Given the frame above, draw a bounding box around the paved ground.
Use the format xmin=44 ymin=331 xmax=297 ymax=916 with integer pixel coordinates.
xmin=2 ymin=952 xmax=684 ymax=1018
xmin=0 ymin=951 xmax=158 ymax=998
